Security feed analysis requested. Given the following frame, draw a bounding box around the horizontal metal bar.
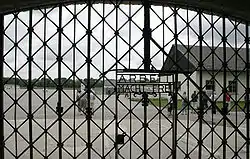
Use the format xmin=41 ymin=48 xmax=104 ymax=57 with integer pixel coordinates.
xmin=118 ymin=69 xmax=193 ymax=74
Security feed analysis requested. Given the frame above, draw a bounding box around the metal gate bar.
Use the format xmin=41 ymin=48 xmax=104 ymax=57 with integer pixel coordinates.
xmin=43 ymin=8 xmax=48 ymax=158
xmin=87 ymin=0 xmax=92 ymax=158
xmin=143 ymin=0 xmax=150 ymax=71
xmin=1 ymin=2 xmax=250 ymax=159
xmin=222 ymin=16 xmax=227 ymax=159
xmin=57 ymin=4 xmax=63 ymax=159
xmin=115 ymin=1 xmax=119 ymax=158
xmin=158 ymin=6 xmax=164 ymax=159
xmin=198 ymin=9 xmax=203 ymax=159
xmin=185 ymin=7 xmax=190 ymax=158
xmin=211 ymin=12 xmax=215 ymax=157
xmin=0 ymin=13 xmax=4 ymax=159
xmin=128 ymin=3 xmax=132 ymax=159
xmin=28 ymin=9 xmax=33 ymax=159
xmin=233 ymin=18 xmax=238 ymax=158
xmin=173 ymin=6 xmax=178 ymax=159
xmin=143 ymin=0 xmax=150 ymax=158
xmin=14 ymin=12 xmax=17 ymax=159
xmin=143 ymin=92 xmax=147 ymax=159
xmin=246 ymin=21 xmax=250 ymax=159
xmin=101 ymin=2 xmax=105 ymax=159
xmin=72 ymin=4 xmax=77 ymax=158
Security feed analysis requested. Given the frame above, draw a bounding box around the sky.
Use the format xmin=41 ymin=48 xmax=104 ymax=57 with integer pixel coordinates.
xmin=3 ymin=3 xmax=248 ymax=81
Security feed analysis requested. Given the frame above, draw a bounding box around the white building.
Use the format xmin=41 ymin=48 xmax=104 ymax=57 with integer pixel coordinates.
xmin=160 ymin=44 xmax=248 ymax=101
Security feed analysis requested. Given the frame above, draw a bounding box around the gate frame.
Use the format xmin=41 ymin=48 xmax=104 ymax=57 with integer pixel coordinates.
xmin=0 ymin=1 xmax=249 ymax=159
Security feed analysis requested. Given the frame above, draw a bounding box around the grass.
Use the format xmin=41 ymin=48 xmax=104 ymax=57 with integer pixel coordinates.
xmin=215 ymin=101 xmax=245 ymax=111
xmin=131 ymin=98 xmax=246 ymax=111
xmin=131 ymin=98 xmax=182 ymax=109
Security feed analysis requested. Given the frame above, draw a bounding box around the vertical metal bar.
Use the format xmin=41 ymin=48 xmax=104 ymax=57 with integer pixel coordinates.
xmin=87 ymin=0 xmax=92 ymax=158
xmin=28 ymin=9 xmax=33 ymax=159
xmin=73 ymin=3 xmax=76 ymax=158
xmin=143 ymin=0 xmax=150 ymax=156
xmin=143 ymin=0 xmax=151 ymax=71
xmin=158 ymin=5 xmax=164 ymax=159
xmin=245 ymin=22 xmax=249 ymax=159
xmin=158 ymin=82 xmax=161 ymax=159
xmin=234 ymin=20 xmax=238 ymax=157
xmin=43 ymin=8 xmax=48 ymax=158
xmin=198 ymin=9 xmax=203 ymax=159
xmin=129 ymin=2 xmax=132 ymax=159
xmin=186 ymin=7 xmax=190 ymax=158
xmin=222 ymin=16 xmax=227 ymax=159
xmin=211 ymin=12 xmax=215 ymax=157
xmin=172 ymin=6 xmax=178 ymax=159
xmin=162 ymin=6 xmax=165 ymax=70
xmin=142 ymin=92 xmax=148 ymax=159
xmin=57 ymin=4 xmax=63 ymax=159
xmin=0 ymin=14 xmax=4 ymax=159
xmin=101 ymin=1 xmax=105 ymax=158
xmin=143 ymin=0 xmax=150 ymax=157
xmin=129 ymin=2 xmax=131 ymax=70
xmin=115 ymin=1 xmax=118 ymax=159
xmin=14 ymin=13 xmax=18 ymax=159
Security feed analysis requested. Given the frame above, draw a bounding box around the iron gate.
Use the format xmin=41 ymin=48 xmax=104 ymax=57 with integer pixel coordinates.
xmin=0 ymin=1 xmax=250 ymax=159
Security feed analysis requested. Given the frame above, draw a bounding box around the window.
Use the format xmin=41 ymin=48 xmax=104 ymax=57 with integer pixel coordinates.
xmin=206 ymin=80 xmax=215 ymax=91
xmin=228 ymin=80 xmax=237 ymax=93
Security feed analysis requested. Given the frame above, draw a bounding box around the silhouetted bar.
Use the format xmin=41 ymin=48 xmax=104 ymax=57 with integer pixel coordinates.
xmin=245 ymin=22 xmax=249 ymax=159
xmin=172 ymin=6 xmax=178 ymax=159
xmin=198 ymin=9 xmax=203 ymax=159
xmin=28 ymin=9 xmax=33 ymax=159
xmin=87 ymin=0 xmax=92 ymax=159
xmin=115 ymin=1 xmax=118 ymax=159
xmin=222 ymin=16 xmax=227 ymax=159
xmin=0 ymin=14 xmax=4 ymax=159
xmin=143 ymin=0 xmax=151 ymax=71
xmin=58 ymin=4 xmax=63 ymax=159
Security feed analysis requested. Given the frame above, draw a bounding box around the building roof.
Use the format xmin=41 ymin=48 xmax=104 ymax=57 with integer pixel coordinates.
xmin=161 ymin=44 xmax=248 ymax=74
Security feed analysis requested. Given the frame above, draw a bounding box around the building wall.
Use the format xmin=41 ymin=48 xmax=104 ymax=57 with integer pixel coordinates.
xmin=196 ymin=71 xmax=247 ymax=101
xmin=160 ymin=73 xmax=197 ymax=100
xmin=160 ymin=71 xmax=247 ymax=101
